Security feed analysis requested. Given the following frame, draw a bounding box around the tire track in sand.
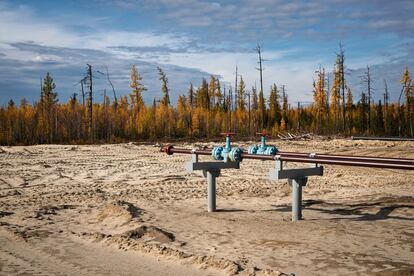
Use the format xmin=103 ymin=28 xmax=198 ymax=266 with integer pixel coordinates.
xmin=0 ymin=229 xmax=97 ymax=276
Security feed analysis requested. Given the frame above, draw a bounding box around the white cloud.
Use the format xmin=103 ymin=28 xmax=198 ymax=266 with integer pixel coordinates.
xmin=0 ymin=2 xmax=190 ymax=52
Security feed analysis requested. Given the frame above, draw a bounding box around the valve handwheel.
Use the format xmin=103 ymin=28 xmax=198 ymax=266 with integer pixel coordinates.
xmin=256 ymin=129 xmax=270 ymax=137
xmin=220 ymin=132 xmax=236 ymax=137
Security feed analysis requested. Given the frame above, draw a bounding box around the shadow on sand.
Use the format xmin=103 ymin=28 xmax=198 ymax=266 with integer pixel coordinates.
xmin=267 ymin=196 xmax=414 ymax=221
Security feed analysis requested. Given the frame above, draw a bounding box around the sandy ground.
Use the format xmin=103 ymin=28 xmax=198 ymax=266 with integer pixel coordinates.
xmin=0 ymin=139 xmax=414 ymax=276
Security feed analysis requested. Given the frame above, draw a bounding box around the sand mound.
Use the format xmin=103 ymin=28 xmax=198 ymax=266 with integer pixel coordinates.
xmin=121 ymin=225 xmax=175 ymax=243
xmin=97 ymin=200 xmax=142 ymax=227
xmin=85 ymin=229 xmax=246 ymax=275
xmin=88 ymin=228 xmax=284 ymax=275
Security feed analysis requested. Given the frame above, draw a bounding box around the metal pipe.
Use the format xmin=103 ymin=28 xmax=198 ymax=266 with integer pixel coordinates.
xmin=163 ymin=146 xmax=414 ymax=165
xmin=162 ymin=146 xmax=414 ymax=170
xmin=276 ymin=151 xmax=414 ymax=164
xmin=352 ymin=136 xmax=414 ymax=142
xmin=242 ymin=153 xmax=414 ymax=170
xmin=213 ymin=148 xmax=413 ymax=165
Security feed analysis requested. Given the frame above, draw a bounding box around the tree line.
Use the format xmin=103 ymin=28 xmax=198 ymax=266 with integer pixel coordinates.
xmin=1 ymin=48 xmax=413 ymax=145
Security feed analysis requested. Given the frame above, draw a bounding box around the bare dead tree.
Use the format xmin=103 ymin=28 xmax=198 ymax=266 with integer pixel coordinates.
xmin=222 ymin=84 xmax=229 ymax=130
xmin=383 ymin=79 xmax=388 ymax=108
xmin=255 ymin=42 xmax=265 ymax=129
xmin=80 ymin=78 xmax=86 ymax=107
xmin=361 ymin=65 xmax=372 ymax=133
xmin=255 ymin=43 xmax=264 ymax=103
xmin=73 ymin=77 xmax=87 ymax=107
xmin=97 ymin=66 xmax=118 ymax=109
xmin=234 ymin=66 xmax=238 ymax=111
xmin=229 ymin=85 xmax=232 ymax=131
xmin=246 ymin=91 xmax=251 ymax=136
xmin=229 ymin=85 xmax=233 ymax=111
xmin=86 ymin=64 xmax=93 ymax=140
xmin=338 ymin=42 xmax=346 ymax=131
xmin=105 ymin=66 xmax=117 ymax=109
xmin=222 ymin=83 xmax=226 ymax=111
xmin=326 ymin=73 xmax=330 ymax=124
xmin=297 ymin=102 xmax=301 ymax=132
xmin=234 ymin=66 xmax=240 ymax=133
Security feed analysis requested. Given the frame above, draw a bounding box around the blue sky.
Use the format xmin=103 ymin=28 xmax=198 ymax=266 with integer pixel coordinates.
xmin=0 ymin=0 xmax=413 ymax=105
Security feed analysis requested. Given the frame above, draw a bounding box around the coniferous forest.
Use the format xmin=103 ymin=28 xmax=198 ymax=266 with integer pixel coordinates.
xmin=1 ymin=50 xmax=413 ymax=146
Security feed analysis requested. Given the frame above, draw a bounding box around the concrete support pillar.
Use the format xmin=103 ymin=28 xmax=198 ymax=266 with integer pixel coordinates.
xmin=289 ymin=177 xmax=308 ymax=221
xmin=186 ymin=158 xmax=237 ymax=213
xmin=204 ymin=169 xmax=220 ymax=212
xmin=207 ymin=170 xmax=216 ymax=212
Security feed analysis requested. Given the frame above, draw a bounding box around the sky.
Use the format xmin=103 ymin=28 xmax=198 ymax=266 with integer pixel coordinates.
xmin=0 ymin=0 xmax=413 ymax=106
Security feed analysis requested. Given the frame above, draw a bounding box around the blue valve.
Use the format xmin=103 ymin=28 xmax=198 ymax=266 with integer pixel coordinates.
xmin=211 ymin=132 xmax=243 ymax=162
xmin=248 ymin=131 xmax=278 ymax=155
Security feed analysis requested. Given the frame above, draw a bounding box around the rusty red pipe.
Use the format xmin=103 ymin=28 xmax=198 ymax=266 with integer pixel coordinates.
xmin=161 ymin=146 xmax=414 ymax=170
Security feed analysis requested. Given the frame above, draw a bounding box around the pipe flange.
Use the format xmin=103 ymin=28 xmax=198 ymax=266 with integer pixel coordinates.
xmin=212 ymin=147 xmax=224 ymax=160
xmin=248 ymin=145 xmax=258 ymax=154
xmin=165 ymin=145 xmax=174 ymax=155
xmin=229 ymin=147 xmax=243 ymax=162
xmin=265 ymin=146 xmax=278 ymax=155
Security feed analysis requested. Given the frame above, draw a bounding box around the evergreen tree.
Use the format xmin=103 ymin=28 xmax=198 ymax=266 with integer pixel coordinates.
xmin=376 ymin=100 xmax=385 ymax=134
xmin=196 ymin=78 xmax=209 ymax=109
xmin=130 ymin=65 xmax=146 ymax=113
xmin=208 ymin=76 xmax=217 ymax=107
xmin=282 ymin=87 xmax=288 ymax=130
xmin=358 ymin=92 xmax=368 ymax=133
xmin=237 ymin=76 xmax=246 ymax=110
xmin=258 ymin=84 xmax=266 ymax=129
xmin=187 ymin=82 xmax=194 ymax=108
xmin=215 ymin=79 xmax=223 ymax=109
xmin=346 ymin=87 xmax=353 ymax=131
xmin=41 ymin=72 xmax=58 ymax=143
xmin=252 ymin=86 xmax=258 ymax=111
xmin=157 ymin=67 xmax=170 ymax=106
xmin=268 ymin=84 xmax=281 ymax=127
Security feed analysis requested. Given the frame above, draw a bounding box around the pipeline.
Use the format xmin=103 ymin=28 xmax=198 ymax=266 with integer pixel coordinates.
xmin=264 ymin=151 xmax=414 ymax=165
xmin=162 ymin=146 xmax=414 ymax=170
xmin=352 ymin=136 xmax=414 ymax=142
xmin=164 ymin=146 xmax=413 ymax=165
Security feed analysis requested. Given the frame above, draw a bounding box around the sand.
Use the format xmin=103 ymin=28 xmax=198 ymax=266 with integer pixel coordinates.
xmin=0 ymin=139 xmax=413 ymax=275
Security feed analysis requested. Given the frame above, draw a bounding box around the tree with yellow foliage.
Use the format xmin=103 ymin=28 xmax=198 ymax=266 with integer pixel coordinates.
xmin=330 ymin=63 xmax=341 ymax=132
xmin=3 ymin=63 xmax=414 ymax=146
xmin=400 ymin=67 xmax=413 ymax=136
xmin=346 ymin=87 xmax=354 ymax=132
xmin=313 ymin=68 xmax=327 ymax=132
